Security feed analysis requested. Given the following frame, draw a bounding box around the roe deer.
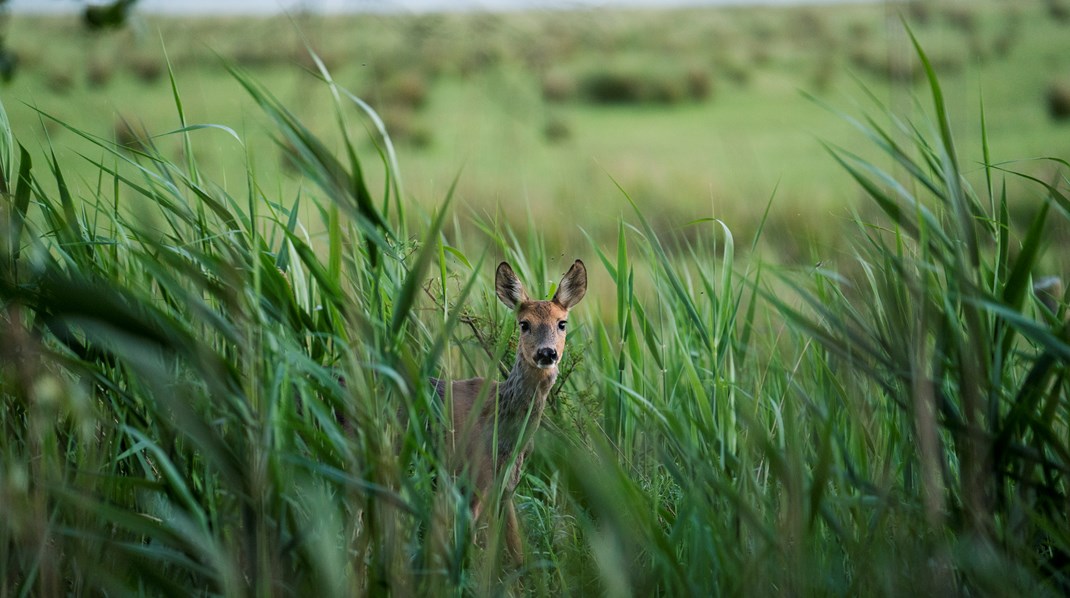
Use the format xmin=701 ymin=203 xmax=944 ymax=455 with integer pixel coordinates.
xmin=432 ymin=259 xmax=587 ymax=561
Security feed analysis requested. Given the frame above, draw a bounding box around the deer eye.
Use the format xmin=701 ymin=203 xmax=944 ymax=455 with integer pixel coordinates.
xmin=519 ymin=321 xmax=531 ymax=333
xmin=558 ymin=320 xmax=567 ymax=331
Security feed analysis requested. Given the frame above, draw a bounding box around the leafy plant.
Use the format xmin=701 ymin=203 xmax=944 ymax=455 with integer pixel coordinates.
xmin=770 ymin=30 xmax=1070 ymax=593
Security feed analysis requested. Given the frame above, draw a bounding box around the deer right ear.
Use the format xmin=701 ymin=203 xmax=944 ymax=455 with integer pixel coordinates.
xmin=495 ymin=262 xmax=529 ymax=309
xmin=553 ymin=259 xmax=587 ymax=309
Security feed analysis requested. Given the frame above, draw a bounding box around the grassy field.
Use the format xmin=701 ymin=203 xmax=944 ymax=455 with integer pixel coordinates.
xmin=3 ymin=1 xmax=1070 ymax=261
xmin=2 ymin=0 xmax=1070 ymax=595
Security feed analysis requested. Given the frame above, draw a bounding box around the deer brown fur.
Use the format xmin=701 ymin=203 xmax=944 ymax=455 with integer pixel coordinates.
xmin=432 ymin=259 xmax=587 ymax=561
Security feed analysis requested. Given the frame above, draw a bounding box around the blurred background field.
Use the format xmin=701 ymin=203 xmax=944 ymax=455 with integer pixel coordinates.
xmin=3 ymin=0 xmax=1070 ymax=263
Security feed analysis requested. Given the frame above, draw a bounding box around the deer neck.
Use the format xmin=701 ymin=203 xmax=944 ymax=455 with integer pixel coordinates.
xmin=498 ymin=353 xmax=556 ymax=418
xmin=485 ymin=354 xmax=556 ymax=488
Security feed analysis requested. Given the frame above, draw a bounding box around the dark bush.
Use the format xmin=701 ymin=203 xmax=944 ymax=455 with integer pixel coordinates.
xmin=388 ymin=71 xmax=430 ymax=109
xmin=942 ymin=5 xmax=979 ymax=33
xmin=579 ymin=70 xmax=646 ymax=104
xmin=279 ymin=139 xmax=300 ymax=174
xmin=646 ymin=76 xmax=688 ymax=104
xmin=575 ymin=65 xmax=711 ymax=106
xmin=0 ymin=48 xmax=17 ymax=83
xmin=543 ymin=116 xmax=571 ymax=143
xmin=370 ymin=70 xmax=430 ymax=111
xmin=722 ymin=60 xmax=753 ymax=86
xmin=114 ymin=117 xmax=148 ymax=152
xmin=993 ymin=12 xmax=1023 ymax=59
xmin=45 ymin=70 xmax=74 ymax=94
xmin=1048 ymin=0 xmax=1070 ymax=23
xmin=86 ymin=60 xmax=113 ymax=88
xmin=850 ymin=45 xmax=964 ymax=84
xmin=459 ymin=45 xmax=503 ymax=78
xmin=849 ymin=47 xmax=920 ymax=84
xmin=84 ymin=0 xmax=136 ymax=31
xmin=906 ymin=0 xmax=933 ymax=25
xmin=686 ymin=67 xmax=712 ymax=101
xmin=232 ymin=44 xmax=290 ymax=69
xmin=1047 ymin=79 xmax=1070 ymax=120
xmin=377 ymin=107 xmax=432 ymax=149
xmin=811 ymin=52 xmax=838 ymax=91
xmin=128 ymin=56 xmax=163 ymax=84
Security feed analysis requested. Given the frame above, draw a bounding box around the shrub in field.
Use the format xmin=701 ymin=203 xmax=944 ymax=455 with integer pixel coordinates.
xmin=85 ymin=59 xmax=113 ymax=88
xmin=367 ymin=69 xmax=431 ymax=112
xmin=44 ymin=69 xmax=73 ymax=94
xmin=785 ymin=7 xmax=832 ymax=48
xmin=810 ymin=50 xmax=839 ymax=91
xmin=459 ymin=45 xmax=505 ymax=79
xmin=574 ymin=63 xmax=710 ymax=106
xmin=127 ymin=54 xmax=163 ymax=84
xmin=992 ymin=11 xmax=1023 ymax=59
xmin=849 ymin=45 xmax=920 ymax=83
xmin=1047 ymin=78 xmax=1070 ymax=120
xmin=113 ymin=116 xmax=149 ymax=151
xmin=578 ymin=68 xmax=646 ymax=104
xmin=0 ymin=48 xmax=15 ymax=83
xmin=721 ymin=55 xmax=753 ymax=86
xmin=942 ymin=4 xmax=979 ymax=34
xmin=541 ymin=69 xmax=577 ymax=102
xmin=375 ymin=105 xmax=432 ymax=148
xmin=232 ymin=41 xmax=294 ymax=69
xmin=543 ymin=114 xmax=571 ymax=143
xmin=851 ymin=42 xmax=965 ymax=84
xmin=749 ymin=44 xmax=773 ymax=68
xmin=685 ymin=67 xmax=713 ymax=101
xmin=906 ymin=0 xmax=933 ymax=25
xmin=1048 ymin=0 xmax=1070 ymax=23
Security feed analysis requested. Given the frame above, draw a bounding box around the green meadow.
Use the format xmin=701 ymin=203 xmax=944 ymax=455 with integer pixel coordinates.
xmin=5 ymin=1 xmax=1070 ymax=259
xmin=3 ymin=0 xmax=1070 ymax=594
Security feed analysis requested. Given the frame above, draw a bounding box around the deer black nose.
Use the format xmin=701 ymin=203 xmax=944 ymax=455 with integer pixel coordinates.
xmin=535 ymin=348 xmax=558 ymax=366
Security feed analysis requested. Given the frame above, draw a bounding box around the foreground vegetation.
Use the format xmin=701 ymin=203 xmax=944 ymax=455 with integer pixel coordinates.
xmin=2 ymin=26 xmax=1070 ymax=595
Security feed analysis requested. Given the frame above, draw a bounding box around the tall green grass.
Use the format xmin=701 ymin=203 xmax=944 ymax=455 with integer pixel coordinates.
xmin=1 ymin=40 xmax=1069 ymax=595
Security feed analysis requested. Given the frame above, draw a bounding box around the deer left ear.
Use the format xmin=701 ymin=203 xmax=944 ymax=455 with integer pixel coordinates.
xmin=553 ymin=260 xmax=587 ymax=310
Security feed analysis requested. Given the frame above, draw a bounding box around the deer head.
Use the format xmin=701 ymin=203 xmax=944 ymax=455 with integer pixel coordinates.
xmin=495 ymin=260 xmax=587 ymax=370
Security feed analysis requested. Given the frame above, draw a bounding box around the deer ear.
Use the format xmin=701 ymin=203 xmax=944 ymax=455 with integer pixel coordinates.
xmin=553 ymin=260 xmax=587 ymax=310
xmin=495 ymin=262 xmax=529 ymax=309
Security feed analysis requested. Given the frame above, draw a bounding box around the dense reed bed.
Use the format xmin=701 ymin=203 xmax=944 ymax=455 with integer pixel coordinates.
xmin=1 ymin=41 xmax=1069 ymax=595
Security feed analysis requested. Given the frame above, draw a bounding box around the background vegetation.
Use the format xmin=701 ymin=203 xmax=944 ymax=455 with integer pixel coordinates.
xmin=2 ymin=0 xmax=1070 ymax=595
xmin=2 ymin=0 xmax=1069 ymax=263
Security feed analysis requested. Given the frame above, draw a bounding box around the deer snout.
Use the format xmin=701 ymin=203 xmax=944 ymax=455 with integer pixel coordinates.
xmin=534 ymin=347 xmax=558 ymax=368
